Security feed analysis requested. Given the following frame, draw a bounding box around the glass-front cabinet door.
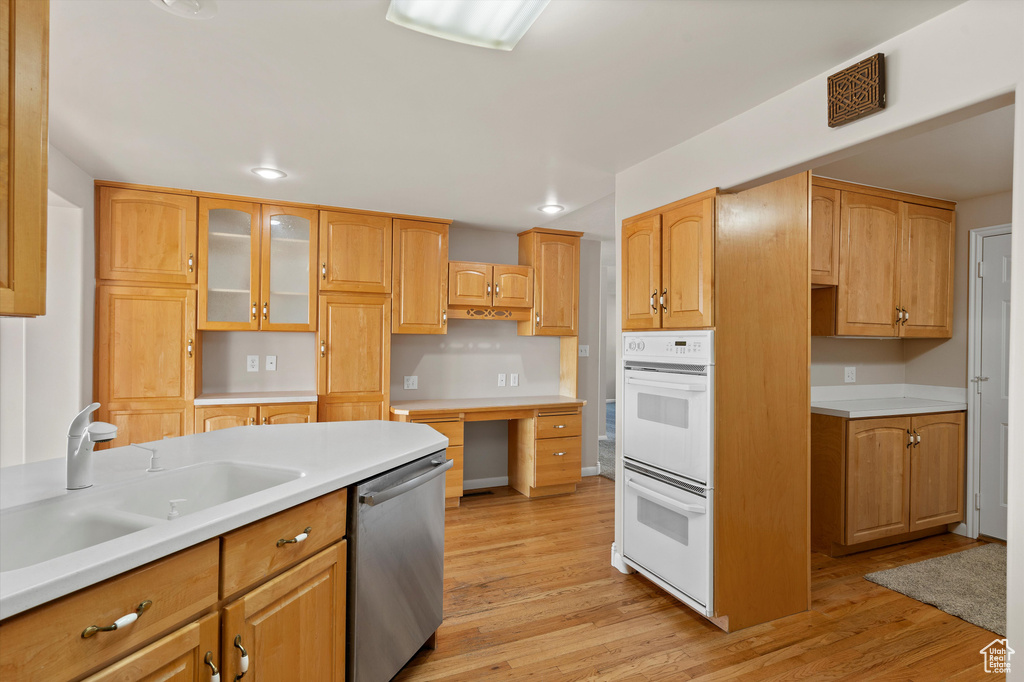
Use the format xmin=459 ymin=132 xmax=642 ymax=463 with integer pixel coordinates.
xmin=260 ymin=205 xmax=318 ymax=331
xmin=199 ymin=198 xmax=261 ymax=330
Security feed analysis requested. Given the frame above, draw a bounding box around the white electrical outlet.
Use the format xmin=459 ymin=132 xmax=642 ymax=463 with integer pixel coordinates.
xmin=247 ymin=355 xmax=259 ymax=372
xmin=579 ymin=345 xmax=590 ymax=357
xmin=265 ymin=355 xmax=277 ymax=371
xmin=844 ymin=366 xmax=856 ymax=383
xmin=497 ymin=373 xmax=506 ymax=387
xmin=404 ymin=376 xmax=418 ymax=390
xmin=510 ymin=373 xmax=519 ymax=387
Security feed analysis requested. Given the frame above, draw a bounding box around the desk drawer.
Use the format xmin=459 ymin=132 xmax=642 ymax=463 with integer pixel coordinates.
xmin=418 ymin=419 xmax=464 ymax=447
xmin=534 ymin=436 xmax=582 ymax=487
xmin=537 ymin=412 xmax=581 ymax=440
xmin=220 ymin=489 xmax=347 ymax=598
xmin=445 ymin=445 xmax=464 ymax=499
xmin=0 ymin=541 xmax=218 ymax=682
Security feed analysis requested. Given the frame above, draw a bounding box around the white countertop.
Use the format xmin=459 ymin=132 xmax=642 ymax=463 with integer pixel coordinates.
xmin=810 ymin=384 xmax=967 ymax=418
xmin=0 ymin=421 xmax=447 ymax=620
xmin=194 ymin=391 xmax=318 ymax=406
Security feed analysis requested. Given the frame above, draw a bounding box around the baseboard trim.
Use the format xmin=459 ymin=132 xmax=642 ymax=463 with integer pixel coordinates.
xmin=605 ymin=398 xmax=615 ymax=404
xmin=463 ymin=476 xmax=508 ymax=490
xmin=583 ymin=465 xmax=600 ymax=477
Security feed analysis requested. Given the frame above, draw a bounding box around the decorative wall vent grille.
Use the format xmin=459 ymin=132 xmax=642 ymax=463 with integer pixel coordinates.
xmin=828 ymin=53 xmax=886 ymax=128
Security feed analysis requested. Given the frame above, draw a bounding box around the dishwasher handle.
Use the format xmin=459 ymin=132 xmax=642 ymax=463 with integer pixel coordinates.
xmin=359 ymin=458 xmax=454 ymax=507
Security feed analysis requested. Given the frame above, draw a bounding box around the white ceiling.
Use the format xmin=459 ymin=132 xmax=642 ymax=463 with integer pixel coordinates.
xmin=815 ymin=104 xmax=1015 ymax=203
xmin=49 ymin=0 xmax=965 ymax=236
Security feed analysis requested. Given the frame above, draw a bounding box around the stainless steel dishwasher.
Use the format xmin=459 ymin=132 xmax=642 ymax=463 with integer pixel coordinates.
xmin=348 ymin=450 xmax=453 ymax=682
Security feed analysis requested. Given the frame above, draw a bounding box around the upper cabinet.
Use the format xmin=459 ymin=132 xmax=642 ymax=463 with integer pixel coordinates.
xmin=319 ymin=210 xmax=392 ymax=294
xmin=98 ymin=187 xmax=197 ymax=285
xmin=812 ymin=178 xmax=955 ymax=338
xmin=197 ymin=199 xmax=316 ymax=331
xmin=517 ymin=228 xmax=581 ymax=336
xmin=0 ymin=0 xmax=48 ymax=317
xmin=392 ymin=219 xmax=449 ymax=334
xmin=621 ymin=190 xmax=716 ymax=331
xmin=448 ymin=261 xmax=534 ymax=309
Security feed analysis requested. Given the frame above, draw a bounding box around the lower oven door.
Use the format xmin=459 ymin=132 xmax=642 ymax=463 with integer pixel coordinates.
xmin=622 ymin=463 xmax=712 ymax=615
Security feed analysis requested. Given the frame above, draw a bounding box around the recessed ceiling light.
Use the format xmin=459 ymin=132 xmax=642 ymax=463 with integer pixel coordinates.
xmin=252 ymin=167 xmax=287 ymax=180
xmin=150 ymin=0 xmax=217 ymax=20
xmin=386 ymin=0 xmax=550 ymax=51
xmin=539 ymin=204 xmax=564 ymax=214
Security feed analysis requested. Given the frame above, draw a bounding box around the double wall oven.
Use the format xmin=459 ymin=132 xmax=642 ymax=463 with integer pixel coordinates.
xmin=621 ymin=330 xmax=714 ymax=618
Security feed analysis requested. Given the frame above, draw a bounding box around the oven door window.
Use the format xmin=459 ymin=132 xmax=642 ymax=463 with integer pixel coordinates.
xmin=637 ymin=393 xmax=689 ymax=429
xmin=638 ymin=496 xmax=689 ymax=545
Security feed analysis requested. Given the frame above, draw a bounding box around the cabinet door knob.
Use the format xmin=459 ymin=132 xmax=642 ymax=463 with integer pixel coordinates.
xmin=187 ymin=253 xmax=195 ymax=273
xmin=233 ymin=635 xmax=249 ymax=681
xmin=187 ymin=339 xmax=194 ymax=358
xmin=204 ymin=652 xmax=220 ymax=682
xmin=262 ymin=302 xmax=269 ymax=320
xmin=249 ymin=417 xmax=255 ymax=425
xmin=914 ymin=430 xmax=921 ymax=447
xmin=321 ymin=262 xmax=327 ymax=280
xmin=81 ymin=600 xmax=152 ymax=638
xmin=251 ymin=302 xmax=257 ymax=320
xmin=536 ymin=314 xmax=541 ymax=324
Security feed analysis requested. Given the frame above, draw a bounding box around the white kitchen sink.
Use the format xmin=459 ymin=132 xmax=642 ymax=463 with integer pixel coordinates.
xmin=0 ymin=461 xmax=302 ymax=573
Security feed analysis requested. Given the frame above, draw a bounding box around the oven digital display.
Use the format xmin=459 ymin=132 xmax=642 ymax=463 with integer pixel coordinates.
xmin=674 ymin=341 xmax=687 ymax=346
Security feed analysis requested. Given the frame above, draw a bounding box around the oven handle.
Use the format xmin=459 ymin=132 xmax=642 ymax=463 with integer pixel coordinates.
xmin=626 ymin=478 xmax=707 ymax=515
xmin=625 ymin=377 xmax=707 ymax=392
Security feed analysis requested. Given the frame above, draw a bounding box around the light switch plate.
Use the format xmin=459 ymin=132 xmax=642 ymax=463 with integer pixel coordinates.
xmin=265 ymin=355 xmax=277 ymax=371
xmin=404 ymin=376 xmax=418 ymax=390
xmin=497 ymin=373 xmax=506 ymax=387
xmin=844 ymin=366 xmax=856 ymax=383
xmin=510 ymin=373 xmax=519 ymax=387
xmin=247 ymin=355 xmax=259 ymax=372
xmin=579 ymin=345 xmax=590 ymax=357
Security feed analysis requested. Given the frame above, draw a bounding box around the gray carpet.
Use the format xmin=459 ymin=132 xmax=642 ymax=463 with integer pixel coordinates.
xmin=599 ymin=401 xmax=616 ymax=480
xmin=864 ymin=543 xmax=1006 ymax=635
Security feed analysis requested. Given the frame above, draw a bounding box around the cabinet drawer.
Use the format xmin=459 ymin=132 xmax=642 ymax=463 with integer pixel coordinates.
xmin=534 ymin=436 xmax=582 ymax=487
xmin=418 ymin=419 xmax=464 ymax=447
xmin=0 ymin=540 xmax=218 ymax=682
xmin=445 ymin=445 xmax=464 ymax=500
xmin=220 ymin=489 xmax=347 ymax=598
xmin=536 ymin=412 xmax=581 ymax=440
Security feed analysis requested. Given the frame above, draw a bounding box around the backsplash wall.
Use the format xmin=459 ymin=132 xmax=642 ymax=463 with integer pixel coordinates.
xmin=200 ymin=332 xmax=317 ymax=393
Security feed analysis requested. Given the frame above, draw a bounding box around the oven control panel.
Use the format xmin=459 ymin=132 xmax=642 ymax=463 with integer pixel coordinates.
xmin=622 ymin=331 xmax=714 ymax=363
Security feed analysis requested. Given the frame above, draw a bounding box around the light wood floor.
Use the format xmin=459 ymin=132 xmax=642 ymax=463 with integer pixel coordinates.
xmin=396 ymin=476 xmax=1000 ymax=681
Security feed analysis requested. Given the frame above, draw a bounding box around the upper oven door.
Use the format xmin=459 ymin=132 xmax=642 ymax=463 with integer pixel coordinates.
xmin=623 ymin=363 xmax=712 ymax=485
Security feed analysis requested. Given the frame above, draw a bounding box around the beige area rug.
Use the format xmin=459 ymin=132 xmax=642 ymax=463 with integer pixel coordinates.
xmin=864 ymin=543 xmax=1006 ymax=636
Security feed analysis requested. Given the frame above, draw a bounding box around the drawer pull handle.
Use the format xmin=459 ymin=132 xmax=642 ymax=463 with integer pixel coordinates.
xmin=320 ymin=341 xmax=326 ymax=357
xmin=233 ymin=635 xmax=249 ymax=681
xmin=81 ymin=600 xmax=152 ymax=638
xmin=205 ymin=651 xmax=220 ymax=682
xmin=553 ymin=451 xmax=567 ymax=457
xmin=262 ymin=302 xmax=269 ymax=320
xmin=553 ymin=424 xmax=565 ymax=429
xmin=321 ymin=261 xmax=327 ymax=280
xmin=188 ymin=253 xmax=195 ymax=273
xmin=277 ymin=526 xmax=312 ymax=547
xmin=252 ymin=302 xmax=258 ymax=320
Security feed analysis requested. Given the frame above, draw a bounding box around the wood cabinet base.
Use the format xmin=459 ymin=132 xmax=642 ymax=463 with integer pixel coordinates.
xmin=821 ymin=525 xmax=950 ymax=558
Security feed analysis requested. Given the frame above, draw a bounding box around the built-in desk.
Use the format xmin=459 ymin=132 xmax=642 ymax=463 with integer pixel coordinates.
xmin=390 ymin=396 xmax=586 ymax=506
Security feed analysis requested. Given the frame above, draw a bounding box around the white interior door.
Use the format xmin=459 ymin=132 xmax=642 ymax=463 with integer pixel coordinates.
xmin=979 ymin=232 xmax=1011 ymax=540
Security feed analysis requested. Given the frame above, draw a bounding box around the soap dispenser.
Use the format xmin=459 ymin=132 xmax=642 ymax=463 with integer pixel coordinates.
xmin=167 ymin=499 xmax=186 ymax=520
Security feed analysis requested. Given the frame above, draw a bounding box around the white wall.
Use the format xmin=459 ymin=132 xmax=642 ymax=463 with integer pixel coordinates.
xmin=0 ymin=146 xmax=95 ymax=467
xmin=905 ymin=191 xmax=1014 ymax=387
xmin=613 ymin=0 xmax=1023 ymax=659
xmin=200 ymin=332 xmax=316 ymax=393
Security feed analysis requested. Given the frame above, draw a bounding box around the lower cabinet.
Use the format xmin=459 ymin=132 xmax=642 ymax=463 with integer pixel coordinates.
xmin=83 ymin=613 xmax=219 ymax=682
xmin=408 ymin=418 xmax=464 ymax=507
xmin=812 ymin=411 xmax=964 ymax=556
xmin=195 ymin=403 xmax=317 ymax=431
xmin=509 ymin=409 xmax=582 ymax=498
xmin=222 ymin=543 xmax=347 ymax=682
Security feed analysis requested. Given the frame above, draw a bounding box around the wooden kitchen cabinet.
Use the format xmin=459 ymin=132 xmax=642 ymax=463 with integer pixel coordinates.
xmin=221 ymin=543 xmax=347 ymax=682
xmin=509 ymin=408 xmax=582 ymax=498
xmin=811 ymin=179 xmax=956 ymax=338
xmin=1 ymin=0 xmax=49 ymax=316
xmin=409 ymin=418 xmax=464 ymax=507
xmin=96 ymin=285 xmax=197 ymax=448
xmin=194 ymin=403 xmax=317 ymax=431
xmin=621 ymin=190 xmax=716 ymax=330
xmin=319 ymin=293 xmax=390 ymax=420
xmin=448 ymin=261 xmax=534 ymax=309
xmin=98 ymin=187 xmax=197 ymax=285
xmin=319 ymin=210 xmax=392 ymax=294
xmin=811 ymin=185 xmax=841 ymax=286
xmin=517 ymin=228 xmax=581 ymax=336
xmin=82 ymin=613 xmax=219 ymax=682
xmin=811 ymin=411 xmax=965 ymax=556
xmin=392 ymin=219 xmax=449 ymax=334
xmin=198 ymin=199 xmax=316 ymax=331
